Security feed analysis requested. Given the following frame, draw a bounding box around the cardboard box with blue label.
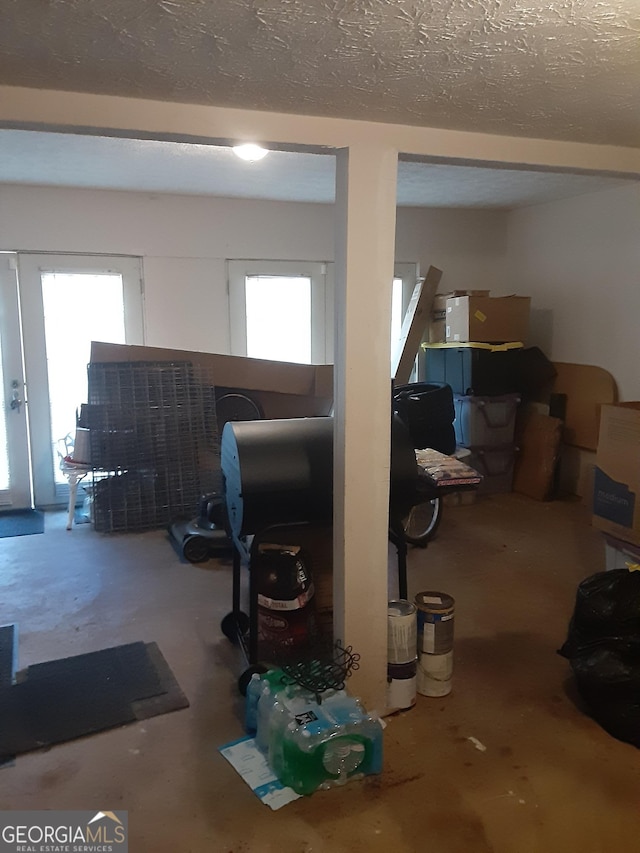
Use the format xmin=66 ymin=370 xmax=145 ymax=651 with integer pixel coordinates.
xmin=593 ymin=402 xmax=640 ymax=547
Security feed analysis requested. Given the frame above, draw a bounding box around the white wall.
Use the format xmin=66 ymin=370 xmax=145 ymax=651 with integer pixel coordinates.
xmin=396 ymin=206 xmax=509 ymax=293
xmin=5 ymin=181 xmax=636 ymax=393
xmin=0 ymin=184 xmax=509 ymax=355
xmin=506 ymin=183 xmax=640 ymax=401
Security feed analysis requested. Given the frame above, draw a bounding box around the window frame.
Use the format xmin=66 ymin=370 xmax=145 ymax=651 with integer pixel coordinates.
xmin=228 ymin=259 xmax=331 ymax=364
xmin=227 ymin=259 xmax=418 ymax=369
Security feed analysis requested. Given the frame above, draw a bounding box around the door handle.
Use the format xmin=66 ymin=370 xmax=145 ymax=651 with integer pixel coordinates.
xmin=10 ymin=379 xmax=22 ymax=413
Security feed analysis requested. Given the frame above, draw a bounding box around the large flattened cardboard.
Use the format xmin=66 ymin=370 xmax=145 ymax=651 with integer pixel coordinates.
xmin=90 ymin=342 xmax=333 ymax=419
xmin=592 ymin=402 xmax=640 ymax=547
xmin=445 ymin=295 xmax=530 ymax=344
xmin=513 ymin=410 xmax=563 ymax=501
xmin=392 ymin=265 xmax=442 ymax=383
xmin=552 ymin=362 xmax=618 ymax=451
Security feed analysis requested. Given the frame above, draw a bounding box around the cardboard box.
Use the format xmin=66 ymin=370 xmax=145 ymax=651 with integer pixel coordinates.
xmin=551 ymin=362 xmax=618 ymax=451
xmin=428 ymin=293 xmax=450 ymax=344
xmin=513 ymin=410 xmax=563 ymax=501
xmin=592 ymin=403 xmax=640 ymax=547
xmin=90 ymin=341 xmax=334 ymax=419
xmin=602 ymin=533 xmax=640 ymax=571
xmin=428 ymin=291 xmax=490 ymax=343
xmin=445 ymin=295 xmax=530 ymax=344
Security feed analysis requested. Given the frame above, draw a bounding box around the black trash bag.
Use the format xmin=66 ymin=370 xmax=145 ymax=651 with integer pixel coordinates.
xmin=580 ymin=691 xmax=640 ymax=749
xmin=569 ymin=638 xmax=640 ymax=698
xmin=559 ymin=569 xmax=640 ymax=658
xmin=559 ymin=569 xmax=640 ymax=748
xmin=392 ymin=382 xmax=456 ymax=454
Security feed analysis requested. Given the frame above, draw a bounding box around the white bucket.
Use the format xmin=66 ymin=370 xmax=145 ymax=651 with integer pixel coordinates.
xmin=417 ymin=650 xmax=453 ymax=697
xmin=387 ymin=659 xmax=417 ymax=710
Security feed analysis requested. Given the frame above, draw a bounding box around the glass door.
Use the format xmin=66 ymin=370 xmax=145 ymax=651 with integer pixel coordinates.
xmin=17 ymin=254 xmax=144 ymax=507
xmin=0 ymin=254 xmax=32 ymax=509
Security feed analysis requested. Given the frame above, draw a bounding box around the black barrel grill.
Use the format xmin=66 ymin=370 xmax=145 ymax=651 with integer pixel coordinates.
xmin=219 ymin=414 xmax=426 ymax=686
xmin=221 ymin=414 xmax=420 ymax=542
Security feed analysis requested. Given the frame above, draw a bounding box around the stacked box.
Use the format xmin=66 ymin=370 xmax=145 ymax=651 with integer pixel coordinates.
xmin=427 ymin=290 xmax=491 ymax=345
xmin=592 ymin=403 xmax=640 ymax=548
xmin=603 ymin=533 xmax=640 ymax=572
xmin=453 ymin=394 xmax=520 ymax=494
xmin=445 ymin=295 xmax=530 ymax=344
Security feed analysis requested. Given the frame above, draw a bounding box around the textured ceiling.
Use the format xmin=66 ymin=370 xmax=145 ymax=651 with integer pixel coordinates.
xmin=1 ymin=0 xmax=639 ymax=148
xmin=0 ymin=129 xmax=635 ymax=208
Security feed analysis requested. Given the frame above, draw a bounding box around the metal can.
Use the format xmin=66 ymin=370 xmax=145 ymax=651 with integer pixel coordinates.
xmin=415 ymin=591 xmax=455 ymax=656
xmin=387 ymin=599 xmax=417 ymax=664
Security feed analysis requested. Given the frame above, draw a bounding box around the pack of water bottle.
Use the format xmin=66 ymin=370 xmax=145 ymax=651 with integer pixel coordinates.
xmin=246 ymin=669 xmax=383 ymax=796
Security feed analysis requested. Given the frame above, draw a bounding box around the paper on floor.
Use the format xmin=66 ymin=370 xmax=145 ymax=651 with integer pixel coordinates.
xmin=218 ymin=736 xmax=301 ymax=810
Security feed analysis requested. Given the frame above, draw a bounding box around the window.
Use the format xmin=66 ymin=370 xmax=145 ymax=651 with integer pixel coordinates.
xmin=16 ymin=253 xmax=143 ymax=506
xmin=245 ymin=275 xmax=312 ymax=363
xmin=229 ymin=259 xmax=417 ymax=370
xmin=0 ymin=331 xmax=9 ymax=492
xmin=40 ymin=271 xmax=127 ymax=484
xmin=228 ymin=260 xmax=330 ymax=364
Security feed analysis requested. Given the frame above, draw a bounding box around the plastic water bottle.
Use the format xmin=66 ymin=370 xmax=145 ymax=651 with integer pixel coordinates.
xmin=321 ymin=739 xmax=367 ymax=783
xmin=268 ymin=691 xmax=383 ymax=796
xmin=245 ymin=668 xmax=289 ymax=737
xmin=245 ymin=673 xmax=263 ymax=736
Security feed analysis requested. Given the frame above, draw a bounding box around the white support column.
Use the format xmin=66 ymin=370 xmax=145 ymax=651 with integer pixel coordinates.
xmin=333 ymin=144 xmax=398 ymax=711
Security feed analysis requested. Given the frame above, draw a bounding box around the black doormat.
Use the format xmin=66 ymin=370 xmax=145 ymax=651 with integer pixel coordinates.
xmin=0 ymin=625 xmax=17 ymax=688
xmin=0 ymin=509 xmax=44 ymax=538
xmin=0 ymin=625 xmax=17 ymax=767
xmin=0 ymin=641 xmax=189 ymax=762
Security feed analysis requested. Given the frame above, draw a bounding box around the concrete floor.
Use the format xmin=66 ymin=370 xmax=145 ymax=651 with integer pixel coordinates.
xmin=1 ymin=493 xmax=639 ymax=852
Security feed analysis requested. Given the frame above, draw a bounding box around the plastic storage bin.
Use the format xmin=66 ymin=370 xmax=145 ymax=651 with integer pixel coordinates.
xmin=467 ymin=444 xmax=516 ymax=494
xmin=454 ymin=394 xmax=520 ymax=448
xmin=421 ymin=347 xmax=522 ymax=396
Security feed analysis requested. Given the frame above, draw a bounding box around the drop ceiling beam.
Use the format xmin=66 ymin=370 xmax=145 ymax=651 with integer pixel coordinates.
xmin=1 ymin=86 xmax=639 ymax=177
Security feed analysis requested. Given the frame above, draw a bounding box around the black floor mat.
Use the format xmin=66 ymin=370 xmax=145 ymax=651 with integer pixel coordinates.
xmin=0 ymin=641 xmax=188 ymax=761
xmin=132 ymin=642 xmax=190 ymax=720
xmin=0 ymin=625 xmax=17 ymax=688
xmin=0 ymin=625 xmax=17 ymax=767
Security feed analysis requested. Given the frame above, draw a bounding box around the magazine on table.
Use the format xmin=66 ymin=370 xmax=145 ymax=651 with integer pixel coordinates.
xmin=415 ymin=448 xmax=483 ymax=488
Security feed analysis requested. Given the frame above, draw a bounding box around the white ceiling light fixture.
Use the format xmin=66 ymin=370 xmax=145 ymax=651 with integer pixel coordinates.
xmin=233 ymin=143 xmax=269 ymax=162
